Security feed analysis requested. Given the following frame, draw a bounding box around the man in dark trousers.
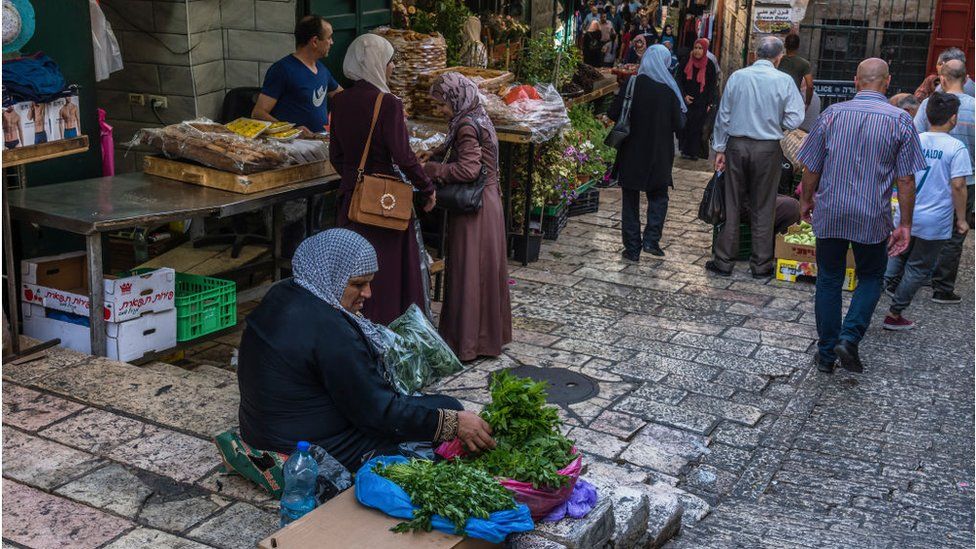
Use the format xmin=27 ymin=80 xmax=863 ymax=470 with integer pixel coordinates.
xmin=796 ymin=58 xmax=926 ymax=374
xmin=707 ymin=36 xmax=805 ymax=278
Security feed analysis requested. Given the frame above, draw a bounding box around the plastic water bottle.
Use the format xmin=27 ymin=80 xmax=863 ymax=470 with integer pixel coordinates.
xmin=279 ymin=441 xmax=318 ymax=527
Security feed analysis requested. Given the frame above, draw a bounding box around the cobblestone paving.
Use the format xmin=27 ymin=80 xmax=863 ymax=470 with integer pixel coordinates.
xmin=429 ymin=166 xmax=975 ymax=548
xmin=2 ymin=164 xmax=972 ymax=548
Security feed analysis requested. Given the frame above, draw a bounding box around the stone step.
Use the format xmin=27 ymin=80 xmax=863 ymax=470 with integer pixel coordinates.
xmin=23 ymin=355 xmax=238 ymax=439
xmin=188 ymin=364 xmax=238 ymax=389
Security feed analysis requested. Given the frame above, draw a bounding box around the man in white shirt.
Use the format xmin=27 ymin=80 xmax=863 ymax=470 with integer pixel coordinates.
xmin=707 ymin=36 xmax=806 ymax=278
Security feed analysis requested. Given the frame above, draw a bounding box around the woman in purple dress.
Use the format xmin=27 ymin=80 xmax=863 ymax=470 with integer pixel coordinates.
xmin=329 ymin=34 xmax=437 ymax=325
xmin=418 ymin=73 xmax=512 ymax=362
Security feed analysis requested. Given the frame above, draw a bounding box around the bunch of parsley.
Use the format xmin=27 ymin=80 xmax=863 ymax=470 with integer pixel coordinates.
xmin=375 ymin=458 xmax=517 ymax=534
xmin=468 ymin=371 xmax=575 ymax=489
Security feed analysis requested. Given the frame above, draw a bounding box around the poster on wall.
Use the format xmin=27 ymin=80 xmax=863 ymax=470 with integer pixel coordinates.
xmin=752 ymin=6 xmax=793 ymax=35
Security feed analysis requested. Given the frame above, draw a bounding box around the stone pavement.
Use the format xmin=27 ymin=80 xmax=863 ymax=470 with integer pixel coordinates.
xmin=2 ymin=164 xmax=973 ymax=548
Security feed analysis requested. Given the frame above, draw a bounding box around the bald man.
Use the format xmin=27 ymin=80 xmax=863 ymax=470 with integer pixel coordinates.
xmin=915 ymin=58 xmax=975 ymax=304
xmin=796 ymin=58 xmax=926 ymax=374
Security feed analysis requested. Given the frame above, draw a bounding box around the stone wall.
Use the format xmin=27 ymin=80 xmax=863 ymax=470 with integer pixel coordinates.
xmin=96 ymin=0 xmax=296 ymax=173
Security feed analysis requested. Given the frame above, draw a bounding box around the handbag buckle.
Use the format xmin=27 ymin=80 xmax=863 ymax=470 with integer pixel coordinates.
xmin=380 ymin=193 xmax=397 ymax=211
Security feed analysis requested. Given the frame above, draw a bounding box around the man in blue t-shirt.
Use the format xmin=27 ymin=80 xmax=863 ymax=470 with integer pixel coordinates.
xmin=252 ymin=15 xmax=342 ymax=135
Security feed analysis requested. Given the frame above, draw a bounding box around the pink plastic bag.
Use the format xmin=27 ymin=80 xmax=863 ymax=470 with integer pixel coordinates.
xmin=435 ymin=440 xmax=583 ymax=520
xmin=98 ymin=108 xmax=115 ymax=176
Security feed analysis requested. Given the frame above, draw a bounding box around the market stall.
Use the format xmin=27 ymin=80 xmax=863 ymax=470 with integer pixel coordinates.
xmin=375 ymin=19 xmax=620 ymax=266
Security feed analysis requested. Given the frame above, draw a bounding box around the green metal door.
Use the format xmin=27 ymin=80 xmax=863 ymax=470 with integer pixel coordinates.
xmin=304 ymin=0 xmax=392 ymax=85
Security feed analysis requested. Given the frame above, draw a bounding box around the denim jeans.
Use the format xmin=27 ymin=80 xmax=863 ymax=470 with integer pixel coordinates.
xmin=815 ymin=238 xmax=887 ymax=362
xmin=884 ymin=237 xmax=946 ymax=315
xmin=621 ymin=188 xmax=669 ymax=255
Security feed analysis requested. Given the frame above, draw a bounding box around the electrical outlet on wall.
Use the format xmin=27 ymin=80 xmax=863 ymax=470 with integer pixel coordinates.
xmin=128 ymin=93 xmax=145 ymax=106
xmin=147 ymin=95 xmax=168 ymax=109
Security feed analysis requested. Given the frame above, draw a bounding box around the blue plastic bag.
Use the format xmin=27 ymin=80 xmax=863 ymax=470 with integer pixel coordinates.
xmin=355 ymin=455 xmax=535 ymax=544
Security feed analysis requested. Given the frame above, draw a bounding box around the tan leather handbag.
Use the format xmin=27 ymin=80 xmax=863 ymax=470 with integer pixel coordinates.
xmin=348 ymin=93 xmax=414 ymax=231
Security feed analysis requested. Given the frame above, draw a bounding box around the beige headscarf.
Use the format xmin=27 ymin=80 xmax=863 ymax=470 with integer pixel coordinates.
xmin=343 ymin=34 xmax=395 ymax=93
xmin=462 ymin=16 xmax=482 ymax=44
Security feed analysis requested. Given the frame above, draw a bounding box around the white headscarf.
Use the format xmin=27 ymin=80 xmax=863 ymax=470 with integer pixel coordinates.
xmin=462 ymin=16 xmax=482 ymax=44
xmin=292 ymin=229 xmax=387 ymax=352
xmin=638 ymin=44 xmax=687 ymax=113
xmin=343 ymin=34 xmax=395 ymax=93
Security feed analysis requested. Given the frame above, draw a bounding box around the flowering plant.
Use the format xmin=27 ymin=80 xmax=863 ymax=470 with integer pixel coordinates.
xmin=484 ymin=14 xmax=529 ymax=44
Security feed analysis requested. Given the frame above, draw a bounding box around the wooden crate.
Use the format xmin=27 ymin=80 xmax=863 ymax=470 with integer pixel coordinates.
xmin=143 ymin=156 xmax=334 ymax=194
xmin=411 ymin=66 xmax=515 ymax=118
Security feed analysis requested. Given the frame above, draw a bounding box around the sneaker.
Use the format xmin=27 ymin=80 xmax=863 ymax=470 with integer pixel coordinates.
xmin=704 ymin=260 xmax=732 ymax=277
xmin=883 ymin=315 xmax=915 ymax=331
xmin=931 ymin=291 xmax=962 ymax=304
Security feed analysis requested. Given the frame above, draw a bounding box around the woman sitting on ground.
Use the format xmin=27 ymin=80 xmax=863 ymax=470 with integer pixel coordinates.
xmin=237 ymin=229 xmax=495 ymax=472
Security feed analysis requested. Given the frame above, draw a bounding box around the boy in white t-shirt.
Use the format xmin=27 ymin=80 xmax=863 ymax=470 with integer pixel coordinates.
xmin=884 ymin=92 xmax=972 ymax=330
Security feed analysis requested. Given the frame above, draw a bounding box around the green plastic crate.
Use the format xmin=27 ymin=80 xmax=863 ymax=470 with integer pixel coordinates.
xmin=711 ymin=223 xmax=752 ymax=261
xmin=175 ymin=273 xmax=236 ymax=342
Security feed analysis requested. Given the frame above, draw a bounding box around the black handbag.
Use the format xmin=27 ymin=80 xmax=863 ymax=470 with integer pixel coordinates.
xmin=697 ymin=170 xmax=726 ymax=225
xmin=604 ymin=76 xmax=637 ymax=149
xmin=435 ymin=119 xmax=487 ymax=214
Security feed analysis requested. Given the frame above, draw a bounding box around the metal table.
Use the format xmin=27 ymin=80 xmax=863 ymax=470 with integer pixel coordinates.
xmin=8 ymin=171 xmax=340 ymax=357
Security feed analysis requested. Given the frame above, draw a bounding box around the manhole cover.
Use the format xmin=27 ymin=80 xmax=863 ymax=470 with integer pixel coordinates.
xmin=507 ymin=365 xmax=598 ymax=405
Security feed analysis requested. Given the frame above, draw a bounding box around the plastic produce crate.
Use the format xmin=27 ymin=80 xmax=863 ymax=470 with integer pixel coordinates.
xmin=711 ymin=223 xmax=751 ymax=261
xmin=175 ymin=273 xmax=236 ymax=341
xmin=540 ymin=204 xmax=569 ymax=240
xmin=568 ymin=188 xmax=600 ymax=217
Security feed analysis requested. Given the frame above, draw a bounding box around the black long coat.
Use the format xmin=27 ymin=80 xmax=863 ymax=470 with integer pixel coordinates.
xmin=608 ymin=75 xmax=685 ymax=193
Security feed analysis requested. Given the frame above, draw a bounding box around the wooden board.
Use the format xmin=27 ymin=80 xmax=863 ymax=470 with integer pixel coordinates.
xmin=143 ymin=156 xmax=334 ymax=194
xmin=136 ymin=241 xmax=269 ymax=276
xmin=2 ymin=136 xmax=90 ymax=167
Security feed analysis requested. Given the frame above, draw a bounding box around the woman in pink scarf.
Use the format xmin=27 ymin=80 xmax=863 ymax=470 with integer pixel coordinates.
xmin=676 ymin=38 xmax=716 ymax=160
xmin=418 ymin=73 xmax=512 ymax=362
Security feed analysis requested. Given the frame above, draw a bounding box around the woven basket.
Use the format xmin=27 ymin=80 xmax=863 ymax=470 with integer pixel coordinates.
xmin=780 ymin=129 xmax=808 ymax=173
xmin=371 ymin=28 xmax=447 ymax=114
xmin=411 ymin=66 xmax=515 ymax=118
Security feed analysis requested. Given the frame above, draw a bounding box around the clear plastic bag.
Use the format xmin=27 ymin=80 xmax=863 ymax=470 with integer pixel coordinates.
xmin=126 ymin=118 xmax=289 ymax=174
xmin=484 ymin=83 xmax=571 ymax=143
xmin=379 ymin=304 xmax=462 ymax=394
xmin=377 ymin=324 xmax=431 ymax=395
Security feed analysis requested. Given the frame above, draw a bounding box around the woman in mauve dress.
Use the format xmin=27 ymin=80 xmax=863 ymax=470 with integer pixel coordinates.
xmin=418 ymin=72 xmax=512 ymax=362
xmin=329 ymin=34 xmax=437 ymax=325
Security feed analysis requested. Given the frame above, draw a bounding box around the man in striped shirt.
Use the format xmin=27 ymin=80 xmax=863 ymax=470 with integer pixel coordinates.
xmin=797 ymin=58 xmax=927 ymax=374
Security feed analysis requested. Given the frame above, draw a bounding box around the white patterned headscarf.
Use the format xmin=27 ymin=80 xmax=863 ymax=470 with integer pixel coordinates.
xmin=292 ymin=229 xmax=387 ymax=352
xmin=343 ymin=34 xmax=395 ymax=93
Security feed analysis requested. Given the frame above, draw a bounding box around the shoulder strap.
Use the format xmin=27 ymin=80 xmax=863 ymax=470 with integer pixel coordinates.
xmin=448 ymin=117 xmax=487 ymax=171
xmin=358 ymin=93 xmax=385 ymax=177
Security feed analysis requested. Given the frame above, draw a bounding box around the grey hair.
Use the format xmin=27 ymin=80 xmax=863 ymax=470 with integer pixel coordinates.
xmin=896 ymin=95 xmax=919 ymax=110
xmin=941 ymin=59 xmax=968 ymax=82
xmin=938 ymin=47 xmax=966 ymax=65
xmin=756 ymin=36 xmax=785 ymax=60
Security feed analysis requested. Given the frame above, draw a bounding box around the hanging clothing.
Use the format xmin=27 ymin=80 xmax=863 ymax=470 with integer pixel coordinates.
xmin=89 ymin=0 xmax=123 ymax=82
xmin=424 ymin=73 xmax=512 ymax=361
